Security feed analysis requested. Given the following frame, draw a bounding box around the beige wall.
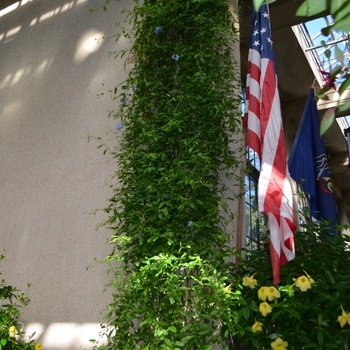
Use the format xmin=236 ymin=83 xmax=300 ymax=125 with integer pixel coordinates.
xmin=0 ymin=0 xmax=131 ymax=348
xmin=0 ymin=1 xmax=242 ymax=349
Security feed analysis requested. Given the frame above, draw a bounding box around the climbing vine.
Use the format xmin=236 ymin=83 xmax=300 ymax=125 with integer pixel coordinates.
xmin=93 ymin=0 xmax=244 ymax=349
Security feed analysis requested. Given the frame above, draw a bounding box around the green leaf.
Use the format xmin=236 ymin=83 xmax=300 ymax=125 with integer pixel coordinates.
xmin=338 ymin=76 xmax=350 ymax=96
xmin=287 ymin=308 xmax=300 ymax=319
xmin=164 ymin=338 xmax=172 ymax=346
xmin=321 ymin=25 xmax=332 ymax=36
xmin=253 ymin=0 xmax=264 ymax=12
xmin=168 ymin=326 xmax=177 ymax=333
xmin=180 ymin=335 xmax=194 ymax=342
xmin=320 ymin=107 xmax=336 ymax=135
xmin=338 ymin=97 xmax=350 ymax=112
xmin=338 ymin=330 xmax=350 ymax=350
xmin=335 ymin=45 xmax=344 ymax=64
xmin=332 ymin=17 xmax=350 ymax=33
xmin=331 ymin=0 xmax=344 ymax=13
xmin=0 ymin=339 xmax=5 ymax=346
xmin=317 ymin=331 xmax=324 ymax=345
xmin=296 ymin=1 xmax=308 ymax=16
xmin=316 ymin=85 xmax=331 ymax=99
xmin=324 ymin=269 xmax=336 ymax=285
xmin=197 ymin=323 xmax=210 ymax=335
xmin=271 ymin=309 xmax=284 ymax=321
xmin=243 ymin=306 xmax=250 ymax=320
xmin=175 ymin=341 xmax=185 ymax=346
xmin=296 ymin=0 xmax=327 ymax=16
xmin=251 ymin=338 xmax=260 ymax=348
xmin=330 ymin=65 xmax=342 ymax=79
xmin=331 ymin=0 xmax=350 ymax=30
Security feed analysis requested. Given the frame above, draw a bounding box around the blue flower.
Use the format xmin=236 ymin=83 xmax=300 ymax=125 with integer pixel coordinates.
xmin=154 ymin=26 xmax=164 ymax=35
xmin=163 ymin=194 xmax=169 ymax=199
xmin=116 ymin=122 xmax=123 ymax=132
xmin=120 ymin=97 xmax=128 ymax=105
xmin=187 ymin=221 xmax=193 ymax=227
xmin=172 ymin=54 xmax=180 ymax=61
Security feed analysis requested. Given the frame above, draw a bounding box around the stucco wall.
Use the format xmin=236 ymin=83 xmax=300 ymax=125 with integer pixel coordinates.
xmin=0 ymin=0 xmax=242 ymax=349
xmin=0 ymin=0 xmax=130 ymax=348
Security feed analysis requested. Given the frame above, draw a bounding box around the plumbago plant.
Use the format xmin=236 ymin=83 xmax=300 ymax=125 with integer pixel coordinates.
xmin=0 ymin=254 xmax=42 ymax=350
xmin=234 ymin=221 xmax=350 ymax=350
xmin=92 ymin=0 xmax=244 ymax=349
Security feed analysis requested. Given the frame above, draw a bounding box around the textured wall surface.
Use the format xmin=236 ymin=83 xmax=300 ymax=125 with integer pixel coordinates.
xmin=0 ymin=0 xmax=242 ymax=349
xmin=0 ymin=0 xmax=130 ymax=348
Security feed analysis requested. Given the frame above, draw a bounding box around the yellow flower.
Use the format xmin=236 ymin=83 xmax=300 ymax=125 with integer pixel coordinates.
xmin=304 ymin=271 xmax=315 ymax=285
xmin=258 ymin=286 xmax=268 ymax=301
xmin=258 ymin=286 xmax=280 ymax=301
xmin=271 ymin=337 xmax=288 ymax=349
xmin=266 ymin=286 xmax=280 ymax=301
xmin=223 ymin=284 xmax=232 ymax=295
xmin=295 ymin=275 xmax=312 ymax=292
xmin=35 ymin=343 xmax=43 ymax=350
xmin=251 ymin=320 xmax=263 ymax=333
xmin=8 ymin=325 xmax=16 ymax=338
xmin=243 ymin=274 xmax=257 ymax=289
xmin=338 ymin=306 xmax=350 ymax=328
xmin=259 ymin=302 xmax=272 ymax=317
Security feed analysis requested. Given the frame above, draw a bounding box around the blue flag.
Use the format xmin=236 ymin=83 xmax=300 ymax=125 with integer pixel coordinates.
xmin=288 ymin=89 xmax=338 ymax=229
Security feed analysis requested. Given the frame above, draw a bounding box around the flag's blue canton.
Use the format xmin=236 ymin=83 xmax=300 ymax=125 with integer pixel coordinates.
xmin=250 ymin=4 xmax=275 ymax=62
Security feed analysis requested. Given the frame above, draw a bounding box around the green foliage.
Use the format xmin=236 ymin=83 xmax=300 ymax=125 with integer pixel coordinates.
xmin=93 ymin=0 xmax=244 ymax=348
xmin=235 ymin=225 xmax=350 ymax=349
xmin=0 ymin=254 xmax=41 ymax=350
xmin=296 ymin=0 xmax=350 ymax=34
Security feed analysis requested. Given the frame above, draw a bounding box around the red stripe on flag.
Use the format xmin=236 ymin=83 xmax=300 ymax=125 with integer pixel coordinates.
xmin=248 ymin=94 xmax=260 ymax=124
xmin=244 ymin=4 xmax=296 ymax=285
xmin=263 ymin=128 xmax=285 ymax=215
xmin=246 ymin=129 xmax=261 ymax=155
xmin=260 ymin=60 xmax=276 ymax=145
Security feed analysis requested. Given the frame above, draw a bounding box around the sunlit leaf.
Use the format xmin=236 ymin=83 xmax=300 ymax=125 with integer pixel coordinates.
xmin=332 ymin=16 xmax=350 ymax=34
xmin=338 ymin=98 xmax=350 ymax=113
xmin=339 ymin=76 xmax=350 ymax=96
xmin=330 ymin=65 xmax=342 ymax=79
xmin=296 ymin=0 xmax=327 ymax=16
xmin=320 ymin=107 xmax=336 ymax=135
xmin=295 ymin=1 xmax=308 ymax=16
xmin=331 ymin=0 xmax=350 ymax=26
xmin=316 ymin=85 xmax=331 ymax=99
xmin=335 ymin=45 xmax=344 ymax=64
xmin=253 ymin=0 xmax=264 ymax=12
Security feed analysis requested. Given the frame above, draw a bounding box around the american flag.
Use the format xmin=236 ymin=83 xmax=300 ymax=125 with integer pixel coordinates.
xmin=244 ymin=3 xmax=296 ymax=285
